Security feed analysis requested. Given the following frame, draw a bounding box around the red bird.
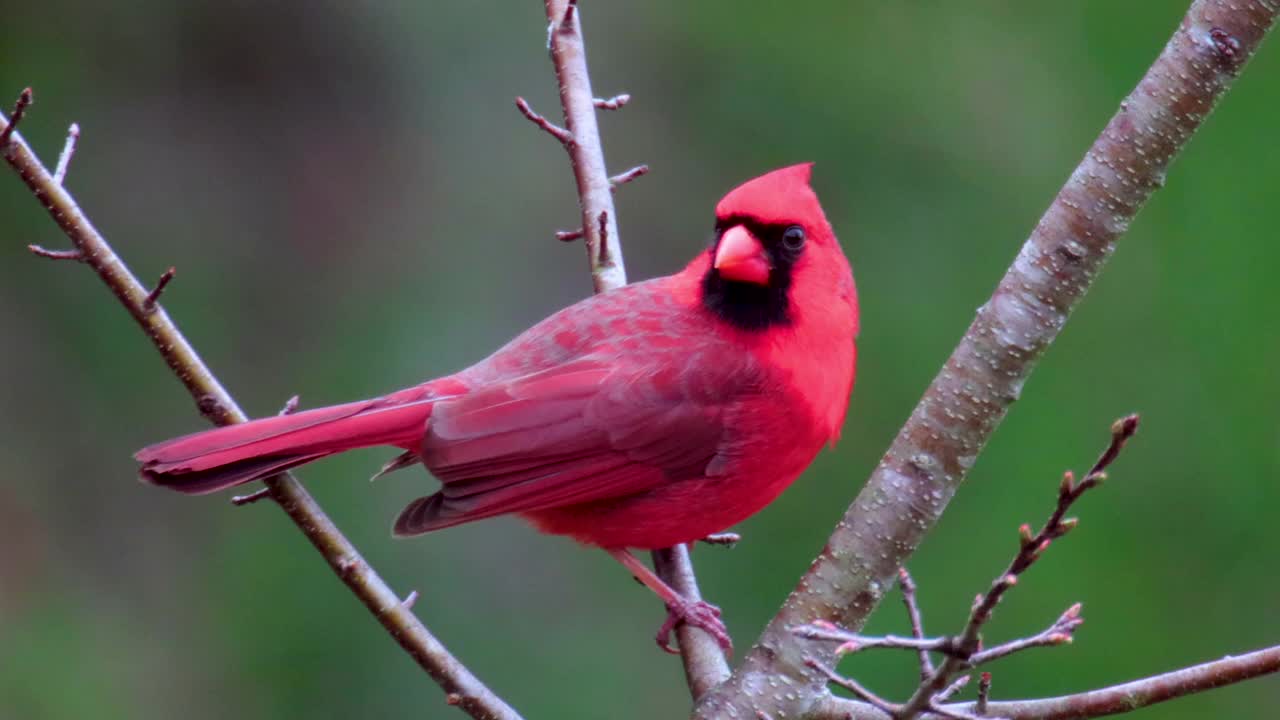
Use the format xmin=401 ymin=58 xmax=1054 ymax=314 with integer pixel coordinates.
xmin=136 ymin=164 xmax=858 ymax=653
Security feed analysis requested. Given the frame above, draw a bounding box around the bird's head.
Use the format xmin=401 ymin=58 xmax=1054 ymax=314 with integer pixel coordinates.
xmin=700 ymin=163 xmax=856 ymax=334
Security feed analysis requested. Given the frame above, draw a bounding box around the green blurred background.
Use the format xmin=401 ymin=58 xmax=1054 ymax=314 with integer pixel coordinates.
xmin=2 ymin=2 xmax=1277 ymax=718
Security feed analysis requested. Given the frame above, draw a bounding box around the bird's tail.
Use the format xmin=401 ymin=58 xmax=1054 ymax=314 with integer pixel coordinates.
xmin=135 ymin=394 xmax=438 ymax=494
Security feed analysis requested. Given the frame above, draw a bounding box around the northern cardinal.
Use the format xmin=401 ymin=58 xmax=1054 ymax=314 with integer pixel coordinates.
xmin=136 ymin=163 xmax=858 ymax=653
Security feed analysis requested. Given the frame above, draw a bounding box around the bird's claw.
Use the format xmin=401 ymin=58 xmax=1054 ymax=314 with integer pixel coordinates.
xmin=656 ymin=598 xmax=733 ymax=656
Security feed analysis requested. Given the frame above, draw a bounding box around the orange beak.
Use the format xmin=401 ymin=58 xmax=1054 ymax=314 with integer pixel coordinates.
xmin=713 ymin=225 xmax=770 ymax=285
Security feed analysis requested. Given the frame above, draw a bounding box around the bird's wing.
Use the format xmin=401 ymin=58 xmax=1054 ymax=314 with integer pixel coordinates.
xmin=393 ymin=354 xmax=762 ymax=535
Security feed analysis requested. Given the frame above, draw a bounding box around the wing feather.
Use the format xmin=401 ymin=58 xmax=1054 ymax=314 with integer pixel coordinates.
xmin=393 ymin=351 xmax=762 ymax=535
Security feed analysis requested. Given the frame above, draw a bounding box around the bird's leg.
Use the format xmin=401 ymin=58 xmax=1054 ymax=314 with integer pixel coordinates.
xmin=606 ymin=548 xmax=733 ymax=655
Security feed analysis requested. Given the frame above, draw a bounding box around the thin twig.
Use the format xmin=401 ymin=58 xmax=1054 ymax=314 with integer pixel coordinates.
xmin=594 ymin=94 xmax=631 ymax=110
xmin=976 ymin=645 xmax=1280 ymax=719
xmin=514 ymin=96 xmax=573 ymax=147
xmin=810 ymin=645 xmax=1280 ymax=720
xmin=52 ymin=122 xmax=79 ymax=185
xmin=893 ymin=418 xmax=1134 ymax=720
xmin=0 ymin=88 xmax=31 ymax=149
xmin=596 ymin=210 xmax=609 ymax=265
xmin=28 ymin=244 xmax=83 ymax=261
xmin=278 ymin=395 xmax=300 ymax=416
xmin=142 ymin=267 xmax=176 ymax=312
xmin=899 ymin=568 xmax=935 ymax=680
xmin=807 ymin=658 xmax=898 ymax=716
xmin=968 ymin=603 xmax=1082 ymax=666
xmin=230 ymin=488 xmax=272 ymax=507
xmin=2 ymin=103 xmax=522 ymax=720
xmin=976 ymin=673 xmax=991 ymax=716
xmin=701 ymin=532 xmax=741 ymax=547
xmin=935 ymin=675 xmax=970 ymax=703
xmin=609 ymin=164 xmax=648 ymax=189
xmin=695 ymin=3 xmax=1280 ymax=717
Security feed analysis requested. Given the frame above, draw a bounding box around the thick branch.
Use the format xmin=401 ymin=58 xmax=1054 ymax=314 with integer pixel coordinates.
xmin=809 ymin=645 xmax=1280 ymax=720
xmin=533 ymin=0 xmax=730 ymax=696
xmin=2 ymin=101 xmax=520 ymax=720
xmin=695 ymin=1 xmax=1279 ymax=717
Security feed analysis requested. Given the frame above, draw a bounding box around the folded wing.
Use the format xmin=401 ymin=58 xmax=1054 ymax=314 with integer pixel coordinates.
xmin=393 ymin=356 xmax=759 ymax=536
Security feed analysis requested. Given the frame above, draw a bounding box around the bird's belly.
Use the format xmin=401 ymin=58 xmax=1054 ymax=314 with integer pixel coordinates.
xmin=521 ymin=435 xmax=824 ymax=549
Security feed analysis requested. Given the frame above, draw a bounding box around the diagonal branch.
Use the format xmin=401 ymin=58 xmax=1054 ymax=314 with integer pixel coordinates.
xmin=809 ymin=645 xmax=1280 ymax=720
xmin=536 ymin=0 xmax=626 ymax=293
xmin=695 ymin=1 xmax=1279 ymax=717
xmin=2 ymin=97 xmax=521 ymax=720
xmin=529 ymin=0 xmax=731 ymax=698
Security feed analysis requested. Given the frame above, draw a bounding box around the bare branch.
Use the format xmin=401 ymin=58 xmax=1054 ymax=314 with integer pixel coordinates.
xmin=142 ymin=266 xmax=176 ymax=312
xmin=594 ymin=94 xmax=631 ymax=110
xmin=795 ymin=416 xmax=1278 ymax=720
xmin=976 ymin=673 xmax=991 ymax=716
xmin=898 ymin=568 xmax=934 ymax=680
xmin=935 ymin=675 xmax=969 ymax=704
xmin=0 ymin=87 xmax=31 ymax=149
xmin=28 ymin=244 xmax=83 ymax=261
xmin=807 ymin=658 xmax=897 ymax=716
xmin=609 ymin=164 xmax=648 ymax=190
xmin=654 ymin=545 xmax=732 ymax=699
xmin=701 ymin=532 xmax=741 ymax=547
xmin=53 ymin=122 xmax=79 ymax=185
xmin=977 ymin=646 xmax=1280 ymax=719
xmin=810 ymin=645 xmax=1280 ymax=720
xmin=535 ymin=0 xmax=627 ymax=293
xmin=3 ymin=105 xmax=522 ymax=720
xmin=695 ymin=3 xmax=1280 ymax=717
xmin=968 ymin=603 xmax=1082 ymax=666
xmin=596 ymin=210 xmax=609 ymax=265
xmin=278 ymin=395 xmax=300 ymax=416
xmin=230 ymin=488 xmax=271 ymax=507
xmin=526 ymin=1 xmax=725 ymax=696
xmin=514 ymin=96 xmax=573 ymax=147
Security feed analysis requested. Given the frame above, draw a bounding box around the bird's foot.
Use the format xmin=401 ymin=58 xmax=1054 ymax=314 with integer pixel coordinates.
xmin=656 ymin=597 xmax=733 ymax=656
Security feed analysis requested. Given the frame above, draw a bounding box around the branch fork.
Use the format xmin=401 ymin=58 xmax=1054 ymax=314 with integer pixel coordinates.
xmin=800 ymin=416 xmax=1137 ymax=720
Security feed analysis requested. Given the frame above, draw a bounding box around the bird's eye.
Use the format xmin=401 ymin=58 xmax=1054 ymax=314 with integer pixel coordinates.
xmin=781 ymin=225 xmax=806 ymax=250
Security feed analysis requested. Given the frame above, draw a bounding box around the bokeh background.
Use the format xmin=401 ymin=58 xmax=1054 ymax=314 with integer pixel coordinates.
xmin=2 ymin=2 xmax=1278 ymax=718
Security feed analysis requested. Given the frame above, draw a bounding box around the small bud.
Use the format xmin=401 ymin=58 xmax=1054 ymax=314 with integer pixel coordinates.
xmin=445 ymin=693 xmax=463 ymax=706
xmin=836 ymin=640 xmax=860 ymax=656
xmin=1047 ymin=633 xmax=1073 ymax=645
xmin=1090 ymin=471 xmax=1108 ymax=486
xmin=1018 ymin=523 xmax=1034 ymax=546
xmin=1059 ymin=517 xmax=1079 ymax=534
xmin=1060 ymin=470 xmax=1075 ymax=495
xmin=811 ymin=619 xmax=837 ymax=631
xmin=1063 ymin=602 xmax=1083 ymax=619
xmin=1002 ymin=574 xmax=1018 ymax=587
xmin=1113 ymin=414 xmax=1140 ymax=438
xmin=1037 ymin=539 xmax=1052 ymax=554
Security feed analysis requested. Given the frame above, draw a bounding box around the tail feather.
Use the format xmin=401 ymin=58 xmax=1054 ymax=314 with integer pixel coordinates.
xmin=136 ymin=397 xmax=436 ymax=494
xmin=144 ymin=452 xmax=333 ymax=494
